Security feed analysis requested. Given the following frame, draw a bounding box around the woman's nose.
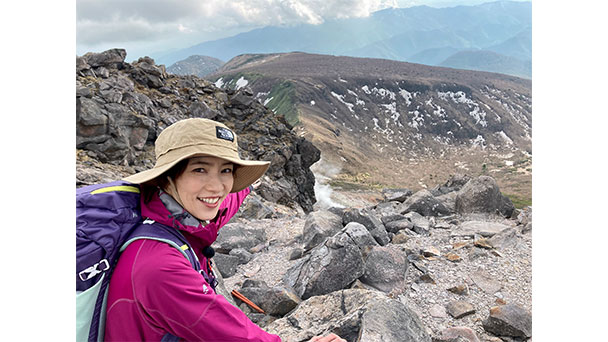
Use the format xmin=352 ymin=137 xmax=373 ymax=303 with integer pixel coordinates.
xmin=203 ymin=172 xmax=224 ymax=192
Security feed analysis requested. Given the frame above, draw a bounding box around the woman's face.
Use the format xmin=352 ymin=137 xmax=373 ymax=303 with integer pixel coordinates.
xmin=174 ymin=156 xmax=235 ymax=221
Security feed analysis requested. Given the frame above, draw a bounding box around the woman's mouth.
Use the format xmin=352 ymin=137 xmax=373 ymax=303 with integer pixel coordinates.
xmin=198 ymin=196 xmax=221 ymax=207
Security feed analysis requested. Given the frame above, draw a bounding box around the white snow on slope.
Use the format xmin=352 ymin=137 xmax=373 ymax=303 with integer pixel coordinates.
xmin=235 ymin=77 xmax=249 ymax=90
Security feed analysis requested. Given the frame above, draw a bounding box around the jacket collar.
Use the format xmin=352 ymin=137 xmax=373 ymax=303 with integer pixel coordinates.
xmin=141 ymin=187 xmax=213 ymax=234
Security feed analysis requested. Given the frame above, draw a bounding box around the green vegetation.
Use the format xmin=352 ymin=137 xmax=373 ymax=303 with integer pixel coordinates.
xmin=266 ymin=80 xmax=299 ymax=126
xmin=504 ymin=193 xmax=532 ymax=209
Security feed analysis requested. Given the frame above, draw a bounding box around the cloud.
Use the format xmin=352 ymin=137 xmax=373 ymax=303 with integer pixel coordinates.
xmin=77 ymin=0 xmax=398 ymax=46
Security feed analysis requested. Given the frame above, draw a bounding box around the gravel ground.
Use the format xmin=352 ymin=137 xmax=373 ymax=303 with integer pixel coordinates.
xmin=221 ymin=195 xmax=532 ymax=342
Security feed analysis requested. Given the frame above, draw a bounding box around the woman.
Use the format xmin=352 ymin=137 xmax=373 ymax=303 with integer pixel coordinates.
xmin=104 ymin=118 xmax=344 ymax=342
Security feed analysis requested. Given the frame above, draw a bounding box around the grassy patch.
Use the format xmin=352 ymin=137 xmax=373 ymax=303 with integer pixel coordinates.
xmin=504 ymin=193 xmax=532 ymax=209
xmin=266 ymin=80 xmax=299 ymax=126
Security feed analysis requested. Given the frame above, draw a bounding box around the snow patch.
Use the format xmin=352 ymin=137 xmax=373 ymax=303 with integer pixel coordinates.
xmin=214 ymin=77 xmax=224 ymax=88
xmin=235 ymin=77 xmax=248 ymax=90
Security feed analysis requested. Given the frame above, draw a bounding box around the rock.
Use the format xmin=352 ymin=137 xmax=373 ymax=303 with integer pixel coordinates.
xmin=385 ymin=219 xmax=414 ymax=233
xmin=429 ymin=304 xmax=448 ymax=318
xmin=473 ymin=237 xmax=493 ymax=249
xmin=403 ymin=212 xmax=432 ymax=235
xmin=488 ymin=228 xmax=518 ymax=249
xmin=213 ymin=223 xmax=267 ymax=253
xmin=236 ymin=195 xmax=276 ymax=220
xmin=446 ymin=300 xmax=476 ymax=319
xmin=391 ymin=230 xmax=411 ymax=244
xmin=455 ymin=176 xmax=515 ymax=217
xmin=338 ymin=222 xmax=379 ymax=249
xmin=288 ymin=247 xmax=304 ymax=260
xmin=446 ymin=252 xmax=462 ymax=262
xmin=452 ymin=221 xmax=511 ymax=238
xmin=381 ymin=188 xmax=413 ymax=202
xmin=266 ymin=289 xmax=431 ymax=342
xmin=342 ymin=207 xmax=390 ymax=245
xmin=82 ymin=48 xmax=127 ymax=68
xmin=398 ymin=189 xmax=452 ymax=217
xmin=302 ymin=210 xmax=343 ymax=251
xmin=283 ymin=239 xmax=364 ymax=299
xmin=470 ymin=270 xmax=502 ymax=294
xmin=360 ymin=245 xmax=409 ymax=293
xmin=237 ymin=279 xmax=301 ymax=316
xmin=213 ymin=253 xmax=241 ymax=278
xmin=447 ymin=284 xmax=469 ymax=295
xmin=482 ymin=304 xmax=532 ymax=339
xmin=423 ymin=246 xmax=441 ymax=258
xmin=435 ymin=326 xmax=480 ymax=342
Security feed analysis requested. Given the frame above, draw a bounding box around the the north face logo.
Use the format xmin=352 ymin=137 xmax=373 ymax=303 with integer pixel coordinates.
xmin=216 ymin=126 xmax=234 ymax=142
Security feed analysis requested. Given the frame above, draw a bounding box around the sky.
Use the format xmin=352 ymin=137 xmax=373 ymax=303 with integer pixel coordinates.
xmin=76 ymin=0 xmax=532 ymax=61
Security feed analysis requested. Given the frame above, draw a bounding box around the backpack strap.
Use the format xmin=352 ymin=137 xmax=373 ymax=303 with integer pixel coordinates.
xmin=121 ymin=219 xmax=201 ymax=272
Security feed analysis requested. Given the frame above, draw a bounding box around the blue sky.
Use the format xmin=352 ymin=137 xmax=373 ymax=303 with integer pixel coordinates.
xmin=76 ymin=0 xmax=531 ymax=61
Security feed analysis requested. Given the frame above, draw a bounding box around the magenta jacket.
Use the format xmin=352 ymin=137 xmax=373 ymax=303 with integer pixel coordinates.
xmin=105 ymin=187 xmax=281 ymax=341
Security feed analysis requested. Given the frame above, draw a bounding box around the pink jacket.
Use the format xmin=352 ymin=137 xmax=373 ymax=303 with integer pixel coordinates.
xmin=105 ymin=187 xmax=281 ymax=341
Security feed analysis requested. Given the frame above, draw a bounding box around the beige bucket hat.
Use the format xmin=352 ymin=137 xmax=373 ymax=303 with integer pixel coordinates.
xmin=124 ymin=118 xmax=270 ymax=193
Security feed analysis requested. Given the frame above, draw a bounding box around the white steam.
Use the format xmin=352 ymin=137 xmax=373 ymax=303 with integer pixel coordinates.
xmin=311 ymin=156 xmax=344 ymax=209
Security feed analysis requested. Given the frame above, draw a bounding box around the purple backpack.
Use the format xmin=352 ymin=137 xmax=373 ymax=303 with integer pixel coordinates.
xmin=76 ymin=181 xmax=200 ymax=342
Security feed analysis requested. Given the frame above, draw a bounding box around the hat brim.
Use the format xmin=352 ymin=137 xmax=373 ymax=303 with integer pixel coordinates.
xmin=123 ymin=148 xmax=270 ymax=193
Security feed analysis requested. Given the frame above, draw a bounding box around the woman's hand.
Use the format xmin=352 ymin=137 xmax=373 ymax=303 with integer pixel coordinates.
xmin=308 ymin=333 xmax=346 ymax=342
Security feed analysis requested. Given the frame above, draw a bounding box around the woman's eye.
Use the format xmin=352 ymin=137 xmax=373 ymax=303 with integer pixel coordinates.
xmin=193 ymin=168 xmax=206 ymax=173
xmin=221 ymin=168 xmax=233 ymax=174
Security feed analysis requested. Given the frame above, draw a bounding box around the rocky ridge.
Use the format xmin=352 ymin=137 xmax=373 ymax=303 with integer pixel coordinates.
xmin=212 ymin=174 xmax=532 ymax=342
xmin=76 ymin=48 xmax=319 ymax=212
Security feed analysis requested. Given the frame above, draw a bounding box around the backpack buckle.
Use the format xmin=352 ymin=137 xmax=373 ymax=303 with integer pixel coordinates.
xmin=78 ymin=259 xmax=110 ymax=281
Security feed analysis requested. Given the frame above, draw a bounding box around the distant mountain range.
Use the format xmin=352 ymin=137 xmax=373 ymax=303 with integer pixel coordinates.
xmin=158 ymin=1 xmax=531 ymax=78
xmin=207 ymin=52 xmax=532 ymax=191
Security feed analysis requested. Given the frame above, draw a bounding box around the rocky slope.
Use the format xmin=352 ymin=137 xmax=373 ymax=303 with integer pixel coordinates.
xmin=209 ymin=52 xmax=532 ymax=204
xmin=212 ymin=174 xmax=532 ymax=342
xmin=76 ymin=48 xmax=319 ymax=212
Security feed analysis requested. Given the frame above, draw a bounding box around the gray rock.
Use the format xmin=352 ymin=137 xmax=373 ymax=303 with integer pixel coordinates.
xmin=482 ymin=304 xmax=532 ymax=339
xmin=455 ymin=176 xmax=515 ymax=217
xmin=404 ymin=212 xmax=432 ymax=235
xmin=266 ymin=289 xmax=431 ymax=342
xmin=213 ymin=223 xmax=267 ymax=253
xmin=470 ymin=270 xmax=502 ymax=294
xmin=338 ymin=222 xmax=379 ymax=249
xmin=452 ymin=221 xmax=511 ymax=238
xmin=342 ymin=207 xmax=390 ymax=245
xmin=283 ymin=240 xmax=364 ymax=299
xmin=213 ymin=253 xmax=240 ymax=278
xmin=381 ymin=188 xmax=413 ymax=202
xmin=385 ymin=219 xmax=414 ymax=233
xmin=82 ymin=48 xmax=127 ymax=68
xmin=237 ymin=279 xmax=301 ymax=316
xmin=236 ymin=195 xmax=276 ymax=220
xmin=398 ymin=189 xmax=452 ymax=217
xmin=446 ymin=300 xmax=476 ymax=318
xmin=360 ymin=245 xmax=409 ymax=293
xmin=302 ymin=210 xmax=343 ymax=251
xmin=488 ymin=228 xmax=519 ymax=249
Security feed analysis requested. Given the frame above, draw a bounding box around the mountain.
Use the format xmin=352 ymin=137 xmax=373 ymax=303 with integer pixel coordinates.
xmin=166 ymin=55 xmax=225 ymax=78
xmin=154 ymin=1 xmax=532 ymax=77
xmin=439 ymin=50 xmax=531 ymax=78
xmin=208 ymin=52 xmax=532 ymax=202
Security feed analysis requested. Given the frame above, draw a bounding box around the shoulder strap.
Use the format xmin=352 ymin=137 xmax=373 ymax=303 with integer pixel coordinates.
xmin=122 ymin=220 xmax=201 ymax=272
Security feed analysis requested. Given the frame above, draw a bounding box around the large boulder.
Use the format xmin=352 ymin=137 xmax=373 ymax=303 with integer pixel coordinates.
xmin=360 ymin=245 xmax=409 ymax=294
xmin=342 ymin=208 xmax=390 ymax=245
xmin=212 ymin=223 xmax=267 ymax=253
xmin=398 ymin=189 xmax=452 ymax=217
xmin=283 ymin=225 xmax=374 ymax=299
xmin=302 ymin=210 xmax=343 ymax=251
xmin=265 ymin=289 xmax=431 ymax=342
xmin=455 ymin=176 xmax=515 ymax=217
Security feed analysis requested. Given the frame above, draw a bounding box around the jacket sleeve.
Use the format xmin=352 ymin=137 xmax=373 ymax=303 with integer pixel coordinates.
xmin=132 ymin=239 xmax=281 ymax=342
xmin=216 ymin=186 xmax=252 ymax=229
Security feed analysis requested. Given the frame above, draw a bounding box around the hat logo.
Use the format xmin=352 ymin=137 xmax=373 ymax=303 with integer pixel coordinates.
xmin=216 ymin=126 xmax=234 ymax=142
